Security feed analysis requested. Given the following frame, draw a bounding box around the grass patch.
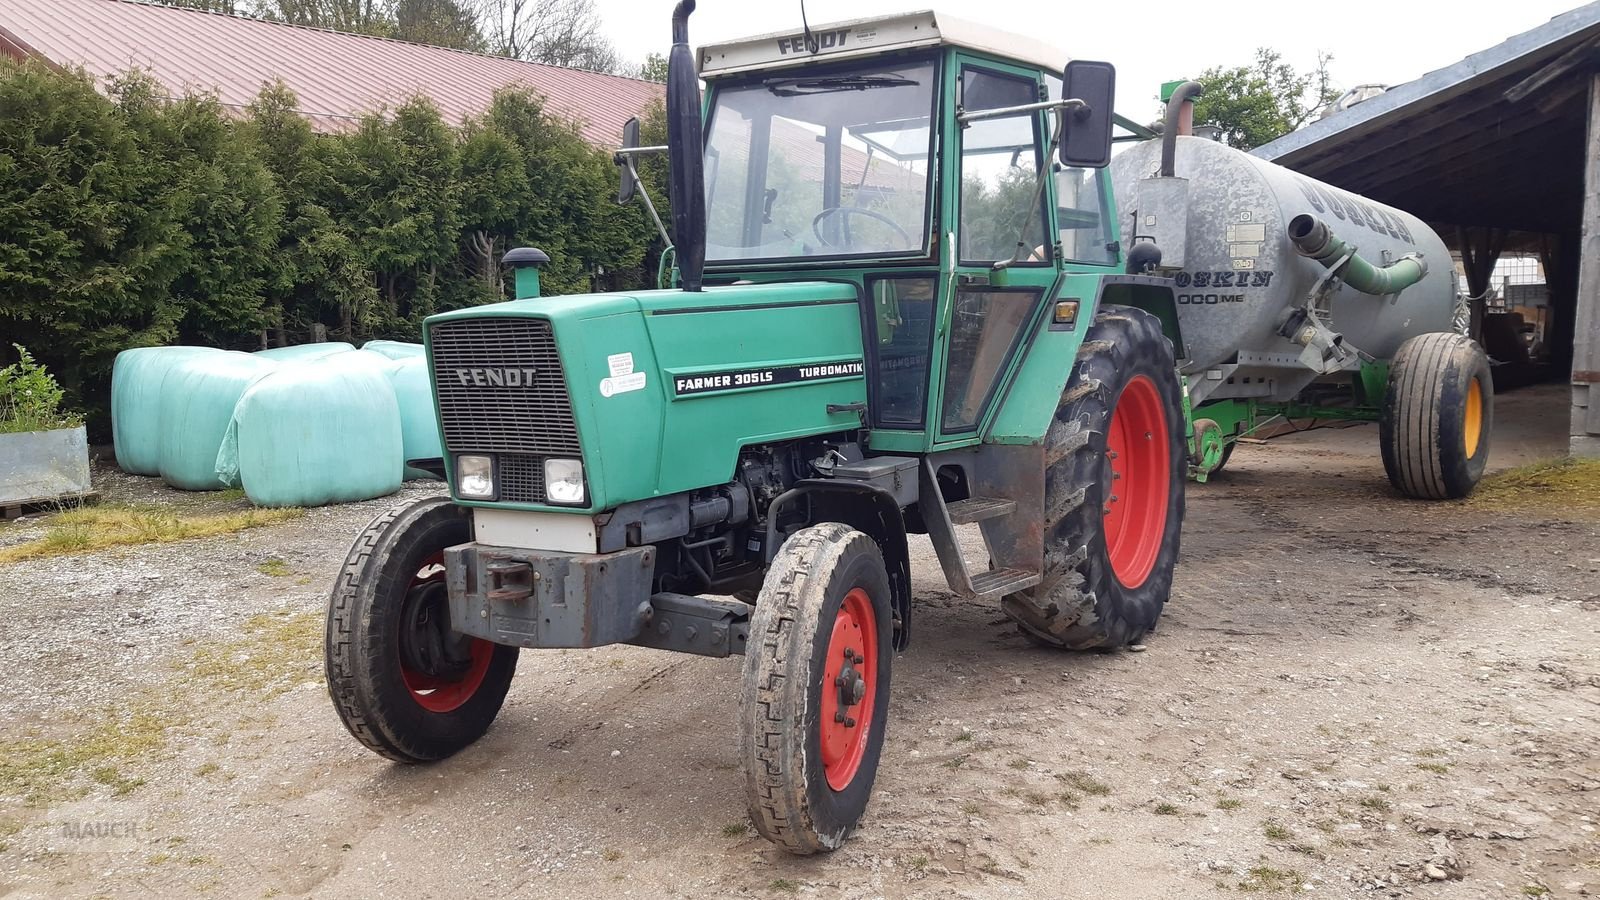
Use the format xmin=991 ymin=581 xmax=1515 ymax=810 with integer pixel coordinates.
xmin=1 ymin=609 xmax=318 ymax=804
xmin=1359 ymin=796 xmax=1391 ymax=812
xmin=721 ymin=822 xmax=747 ymax=838
xmin=256 ymin=558 xmax=292 ymax=577
xmin=1153 ymin=802 xmax=1181 ymax=816
xmin=909 ymin=854 xmax=928 ymax=870
xmin=1057 ymin=771 xmax=1112 ymax=796
xmin=961 ymin=801 xmax=980 ymax=816
xmin=0 ymin=504 xmax=304 ymax=565
xmin=1216 ymin=797 xmax=1243 ymax=810
xmin=1472 ymin=457 xmax=1600 ymax=509
xmin=1007 ymin=758 xmax=1030 ymax=770
xmin=1524 ymin=885 xmax=1551 ymax=896
xmin=769 ymin=878 xmax=799 ymax=893
xmin=1416 ymin=762 xmax=1450 ymax=775
xmin=1263 ymin=822 xmax=1292 ymax=841
xmin=943 ymin=754 xmax=970 ymax=770
xmin=952 ymin=730 xmax=973 ymax=743
xmin=1237 ymin=865 xmax=1305 ymax=893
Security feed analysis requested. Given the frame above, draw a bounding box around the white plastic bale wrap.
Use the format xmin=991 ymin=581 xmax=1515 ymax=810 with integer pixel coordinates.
xmin=157 ymin=352 xmax=278 ymax=490
xmin=220 ymin=352 xmax=404 ymax=507
xmin=386 ymin=357 xmax=443 ymax=480
xmin=110 ymin=346 xmax=224 ymax=476
xmin=360 ymin=340 xmax=425 ymax=360
xmin=254 ymin=341 xmax=355 ymax=361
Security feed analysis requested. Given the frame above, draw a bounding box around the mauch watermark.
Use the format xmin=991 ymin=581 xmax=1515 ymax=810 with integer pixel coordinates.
xmin=19 ymin=801 xmax=150 ymax=854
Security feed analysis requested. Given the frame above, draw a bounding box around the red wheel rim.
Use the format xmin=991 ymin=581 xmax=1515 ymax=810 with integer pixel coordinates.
xmin=819 ymin=587 xmax=878 ymax=792
xmin=1102 ymin=375 xmax=1171 ymax=589
xmin=399 ymin=551 xmax=494 ymax=713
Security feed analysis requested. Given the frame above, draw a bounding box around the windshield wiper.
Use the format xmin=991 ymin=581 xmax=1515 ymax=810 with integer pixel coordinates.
xmin=765 ymin=74 xmax=918 ymax=96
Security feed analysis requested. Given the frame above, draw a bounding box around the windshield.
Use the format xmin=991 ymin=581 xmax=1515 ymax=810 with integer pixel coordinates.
xmin=703 ymin=58 xmax=937 ymax=263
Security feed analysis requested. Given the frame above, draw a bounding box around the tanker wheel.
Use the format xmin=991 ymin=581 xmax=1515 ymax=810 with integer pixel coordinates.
xmin=740 ymin=523 xmax=893 ymax=855
xmin=1002 ymin=305 xmax=1186 ymax=650
xmin=326 ymin=497 xmax=519 ymax=763
xmin=1380 ymin=332 xmax=1493 ymax=500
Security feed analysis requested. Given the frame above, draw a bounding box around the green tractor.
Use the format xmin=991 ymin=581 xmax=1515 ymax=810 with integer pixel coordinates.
xmin=329 ymin=3 xmax=1241 ymax=854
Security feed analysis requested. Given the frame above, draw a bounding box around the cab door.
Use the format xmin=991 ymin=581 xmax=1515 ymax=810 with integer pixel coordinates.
xmin=932 ymin=57 xmax=1059 ymax=447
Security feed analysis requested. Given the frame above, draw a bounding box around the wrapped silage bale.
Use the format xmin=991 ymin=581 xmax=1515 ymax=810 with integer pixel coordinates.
xmin=387 ymin=357 xmax=442 ymax=480
xmin=254 ymin=341 xmax=355 ymax=361
xmin=220 ymin=353 xmax=404 ymax=507
xmin=157 ymin=352 xmax=278 ymax=490
xmin=360 ymin=340 xmax=425 ymax=360
xmin=111 ymin=346 xmax=224 ymax=476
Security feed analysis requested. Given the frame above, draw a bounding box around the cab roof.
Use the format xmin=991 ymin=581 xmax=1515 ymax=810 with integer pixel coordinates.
xmin=697 ymin=9 xmax=1069 ymax=79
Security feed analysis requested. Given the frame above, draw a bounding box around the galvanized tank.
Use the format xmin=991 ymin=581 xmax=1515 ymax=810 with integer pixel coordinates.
xmin=1108 ymin=136 xmax=1456 ymax=375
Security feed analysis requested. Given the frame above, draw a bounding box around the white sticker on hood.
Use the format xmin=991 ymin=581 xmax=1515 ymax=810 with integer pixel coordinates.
xmin=600 ymin=371 xmax=646 ymax=397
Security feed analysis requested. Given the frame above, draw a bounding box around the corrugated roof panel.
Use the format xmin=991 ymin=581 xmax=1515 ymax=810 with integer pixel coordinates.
xmin=0 ymin=0 xmax=664 ymax=143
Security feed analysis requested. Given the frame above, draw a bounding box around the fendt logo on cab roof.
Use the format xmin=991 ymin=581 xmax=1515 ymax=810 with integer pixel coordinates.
xmin=776 ymin=29 xmax=850 ymax=55
xmin=455 ymin=367 xmax=537 ymax=388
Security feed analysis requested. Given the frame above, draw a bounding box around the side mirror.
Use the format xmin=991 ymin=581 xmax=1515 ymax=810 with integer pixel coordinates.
xmin=1059 ymin=60 xmax=1116 ymax=168
xmin=617 ymin=117 xmax=641 ymax=203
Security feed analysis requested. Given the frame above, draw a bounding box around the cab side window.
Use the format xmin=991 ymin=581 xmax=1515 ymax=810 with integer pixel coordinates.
xmin=958 ymin=68 xmax=1048 ymax=265
xmin=1055 ymin=167 xmax=1115 ymax=266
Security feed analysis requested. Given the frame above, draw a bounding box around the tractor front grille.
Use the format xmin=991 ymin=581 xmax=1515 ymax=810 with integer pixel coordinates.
xmin=429 ymin=316 xmax=581 ymax=505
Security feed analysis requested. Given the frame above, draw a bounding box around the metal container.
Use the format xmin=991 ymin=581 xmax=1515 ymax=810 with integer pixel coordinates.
xmin=1109 ymin=136 xmax=1456 ymax=401
xmin=0 ymin=425 xmax=91 ymax=507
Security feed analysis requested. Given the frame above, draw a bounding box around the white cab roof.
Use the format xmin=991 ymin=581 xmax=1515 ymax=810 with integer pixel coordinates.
xmin=698 ymin=9 xmax=1069 ymax=79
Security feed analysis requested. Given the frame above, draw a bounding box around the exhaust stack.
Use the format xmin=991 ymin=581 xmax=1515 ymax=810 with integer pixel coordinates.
xmin=666 ymin=1 xmax=707 ymax=292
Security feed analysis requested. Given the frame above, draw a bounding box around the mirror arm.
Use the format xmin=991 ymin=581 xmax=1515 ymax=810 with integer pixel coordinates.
xmin=994 ymin=118 xmax=1062 ymax=272
xmin=623 ymin=157 xmax=674 ymax=249
xmin=958 ymin=97 xmax=1085 ymax=126
xmin=614 ymin=144 xmax=671 ymax=159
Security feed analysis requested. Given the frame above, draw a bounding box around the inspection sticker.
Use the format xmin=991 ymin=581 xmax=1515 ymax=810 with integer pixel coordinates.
xmin=607 ymin=352 xmax=635 ymax=377
xmin=600 ymin=371 xmax=646 ymax=397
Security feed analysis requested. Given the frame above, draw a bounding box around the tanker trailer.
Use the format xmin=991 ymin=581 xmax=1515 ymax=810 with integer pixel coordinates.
xmin=1109 ymin=88 xmax=1492 ymax=500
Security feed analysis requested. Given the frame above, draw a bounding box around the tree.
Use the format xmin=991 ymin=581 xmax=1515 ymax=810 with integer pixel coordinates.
xmin=630 ymin=52 xmax=668 ymax=83
xmin=478 ymin=0 xmax=620 ymax=72
xmin=251 ymin=0 xmax=394 ymax=35
xmin=1187 ymin=48 xmax=1339 ymax=151
xmin=394 ymin=0 xmax=485 ymax=51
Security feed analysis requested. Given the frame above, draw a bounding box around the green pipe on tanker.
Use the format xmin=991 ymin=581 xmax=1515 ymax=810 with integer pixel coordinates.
xmin=1287 ymin=214 xmax=1428 ymax=296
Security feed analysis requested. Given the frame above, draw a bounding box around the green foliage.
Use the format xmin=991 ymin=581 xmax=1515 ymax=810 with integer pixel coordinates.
xmin=0 ymin=61 xmax=664 ymax=435
xmin=0 ymin=345 xmax=80 ymax=434
xmin=1187 ymin=49 xmax=1339 ymax=151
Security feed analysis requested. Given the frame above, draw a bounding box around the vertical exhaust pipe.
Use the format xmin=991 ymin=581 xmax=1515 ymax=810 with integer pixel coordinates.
xmin=667 ymin=1 xmax=707 ymax=292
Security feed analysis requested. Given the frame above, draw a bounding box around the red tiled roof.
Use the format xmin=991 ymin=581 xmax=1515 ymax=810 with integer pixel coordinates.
xmin=0 ymin=0 xmax=663 ymax=144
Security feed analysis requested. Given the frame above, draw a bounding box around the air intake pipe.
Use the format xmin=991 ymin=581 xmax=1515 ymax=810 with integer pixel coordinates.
xmin=1288 ymin=214 xmax=1428 ymax=296
xmin=666 ymin=0 xmax=707 ymax=292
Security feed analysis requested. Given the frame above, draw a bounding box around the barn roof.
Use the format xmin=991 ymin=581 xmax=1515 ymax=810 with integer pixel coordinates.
xmin=1253 ymin=1 xmax=1600 ymax=236
xmin=0 ymin=0 xmax=663 ymax=144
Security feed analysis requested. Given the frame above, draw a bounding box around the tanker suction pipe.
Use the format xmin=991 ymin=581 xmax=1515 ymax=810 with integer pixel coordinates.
xmin=1288 ymin=214 xmax=1428 ymax=296
xmin=1160 ymin=80 xmax=1204 ymax=177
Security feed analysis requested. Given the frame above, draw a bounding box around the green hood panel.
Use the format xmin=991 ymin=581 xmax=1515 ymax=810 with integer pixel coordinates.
xmin=427 ymin=282 xmax=867 ymax=512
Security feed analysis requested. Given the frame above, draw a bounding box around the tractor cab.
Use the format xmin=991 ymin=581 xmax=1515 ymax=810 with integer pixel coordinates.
xmin=618 ymin=10 xmax=1143 ymax=452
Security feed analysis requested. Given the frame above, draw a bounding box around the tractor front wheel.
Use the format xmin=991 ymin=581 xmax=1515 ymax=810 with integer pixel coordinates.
xmin=326 ymin=498 xmax=519 ymax=763
xmin=1002 ymin=305 xmax=1186 ymax=649
xmin=740 ymin=523 xmax=893 ymax=855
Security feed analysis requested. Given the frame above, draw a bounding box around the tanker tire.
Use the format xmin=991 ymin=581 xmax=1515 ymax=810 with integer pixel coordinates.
xmin=740 ymin=523 xmax=893 ymax=855
xmin=326 ymin=497 xmax=519 ymax=763
xmin=1381 ymin=332 xmax=1493 ymax=500
xmin=1002 ymin=305 xmax=1186 ymax=650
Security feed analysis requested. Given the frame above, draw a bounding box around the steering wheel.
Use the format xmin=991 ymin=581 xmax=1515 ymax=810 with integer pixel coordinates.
xmin=811 ymin=207 xmax=913 ymax=250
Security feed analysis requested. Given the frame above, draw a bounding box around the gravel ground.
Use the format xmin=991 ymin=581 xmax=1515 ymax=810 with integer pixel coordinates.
xmin=0 ymin=384 xmax=1595 ymax=899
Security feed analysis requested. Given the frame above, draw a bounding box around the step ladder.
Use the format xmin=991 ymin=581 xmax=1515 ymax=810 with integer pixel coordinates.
xmin=919 ymin=459 xmax=1041 ymax=601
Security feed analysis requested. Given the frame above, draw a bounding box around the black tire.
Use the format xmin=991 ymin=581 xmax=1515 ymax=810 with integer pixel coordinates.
xmin=1380 ymin=332 xmax=1493 ymax=500
xmin=1002 ymin=305 xmax=1186 ymax=649
xmin=326 ymin=497 xmax=519 ymax=763
xmin=740 ymin=523 xmax=893 ymax=855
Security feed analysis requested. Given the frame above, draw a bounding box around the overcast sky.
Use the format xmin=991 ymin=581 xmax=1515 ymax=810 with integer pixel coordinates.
xmin=598 ymin=0 xmax=1589 ymax=119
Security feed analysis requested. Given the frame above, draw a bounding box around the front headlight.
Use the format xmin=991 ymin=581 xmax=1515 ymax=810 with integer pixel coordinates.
xmin=457 ymin=454 xmax=495 ymax=499
xmin=544 ymin=458 xmax=585 ymax=505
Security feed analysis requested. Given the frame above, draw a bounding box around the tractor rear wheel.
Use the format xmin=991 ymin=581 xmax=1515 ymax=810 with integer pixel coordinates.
xmin=1380 ymin=332 xmax=1493 ymax=499
xmin=1002 ymin=305 xmax=1186 ymax=649
xmin=740 ymin=523 xmax=893 ymax=855
xmin=326 ymin=497 xmax=519 ymax=763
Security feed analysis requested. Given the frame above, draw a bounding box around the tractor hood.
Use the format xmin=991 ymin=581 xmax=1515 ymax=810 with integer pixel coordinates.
xmin=423 ymin=282 xmax=868 ymax=513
